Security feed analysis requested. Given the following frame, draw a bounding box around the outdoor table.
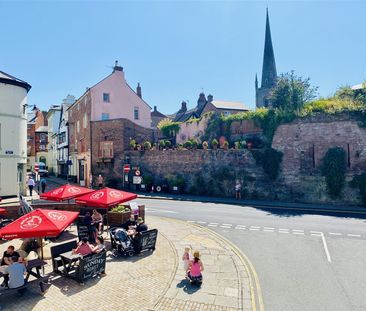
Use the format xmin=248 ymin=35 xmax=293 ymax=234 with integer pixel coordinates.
xmin=60 ymin=251 xmax=82 ymax=277
xmin=0 ymin=259 xmax=46 ymax=292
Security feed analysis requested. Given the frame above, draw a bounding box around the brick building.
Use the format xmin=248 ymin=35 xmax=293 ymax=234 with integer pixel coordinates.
xmin=68 ymin=62 xmax=153 ymax=186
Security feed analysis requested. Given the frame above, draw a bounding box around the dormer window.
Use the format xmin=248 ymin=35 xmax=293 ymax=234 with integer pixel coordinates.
xmin=103 ymin=93 xmax=110 ymax=103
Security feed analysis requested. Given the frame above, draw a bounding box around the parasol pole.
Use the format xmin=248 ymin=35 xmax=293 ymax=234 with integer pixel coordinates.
xmin=37 ymin=237 xmax=45 ymax=275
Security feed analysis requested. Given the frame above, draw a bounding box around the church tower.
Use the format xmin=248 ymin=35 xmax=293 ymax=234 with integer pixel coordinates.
xmin=256 ymin=8 xmax=277 ymax=108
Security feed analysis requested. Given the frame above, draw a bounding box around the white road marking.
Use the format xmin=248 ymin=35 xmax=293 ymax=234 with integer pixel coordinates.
xmin=310 ymin=231 xmax=322 ymax=234
xmin=208 ymin=224 xmax=218 ymax=227
xmin=321 ymin=232 xmax=332 ymax=263
xmin=263 ymin=227 xmax=275 ymax=230
xmin=347 ymin=234 xmax=361 ymax=237
xmin=187 ymin=220 xmax=195 ymax=223
xmin=220 ymin=225 xmax=232 ymax=228
xmin=147 ymin=208 xmax=178 ymax=214
xmin=196 ymin=221 xmax=206 ymax=224
xmin=222 ymin=223 xmax=232 ymax=226
xmin=263 ymin=229 xmax=274 ymax=232
xmin=279 ymin=228 xmax=289 ymax=231
xmin=249 ymin=228 xmax=260 ymax=231
xmin=250 ymin=226 xmax=260 ymax=229
xmin=292 ymin=229 xmax=304 ymax=233
xmin=293 ymin=232 xmax=305 ymax=235
xmin=279 ymin=231 xmax=289 ymax=234
xmin=208 ymin=223 xmax=219 ymax=225
xmin=235 ymin=227 xmax=246 ymax=230
xmin=329 ymin=232 xmax=342 ymax=236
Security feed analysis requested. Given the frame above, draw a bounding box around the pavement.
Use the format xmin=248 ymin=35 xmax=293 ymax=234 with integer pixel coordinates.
xmin=0 ymin=216 xmax=256 ymax=311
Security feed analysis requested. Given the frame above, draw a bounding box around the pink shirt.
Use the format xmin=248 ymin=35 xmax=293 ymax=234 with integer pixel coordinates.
xmin=190 ymin=261 xmax=202 ymax=277
xmin=75 ymin=243 xmax=93 ymax=256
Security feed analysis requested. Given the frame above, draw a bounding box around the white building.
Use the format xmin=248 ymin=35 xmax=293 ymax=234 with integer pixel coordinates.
xmin=57 ymin=95 xmax=75 ymax=178
xmin=46 ymin=105 xmax=61 ymax=175
xmin=0 ymin=70 xmax=31 ymax=197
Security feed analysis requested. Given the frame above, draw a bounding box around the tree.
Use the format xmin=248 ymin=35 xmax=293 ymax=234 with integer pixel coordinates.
xmin=335 ymin=84 xmax=366 ymax=104
xmin=270 ymin=71 xmax=318 ymax=111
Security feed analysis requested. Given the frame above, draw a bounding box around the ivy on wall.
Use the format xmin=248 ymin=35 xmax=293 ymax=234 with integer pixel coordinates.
xmin=321 ymin=147 xmax=346 ymax=199
xmin=350 ymin=173 xmax=366 ymax=207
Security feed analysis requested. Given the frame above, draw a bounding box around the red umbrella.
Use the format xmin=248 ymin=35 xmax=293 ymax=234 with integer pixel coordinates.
xmin=75 ymin=187 xmax=137 ymax=208
xmin=0 ymin=209 xmax=79 ymax=239
xmin=40 ymin=184 xmax=94 ymax=202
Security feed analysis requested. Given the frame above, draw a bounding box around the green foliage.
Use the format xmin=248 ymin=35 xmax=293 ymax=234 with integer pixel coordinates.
xmin=190 ymin=138 xmax=199 ymax=148
xmin=321 ymin=147 xmax=347 ymax=199
xmin=202 ymin=141 xmax=208 ymax=148
xmin=157 ymin=118 xmax=181 ymax=138
xmin=262 ymin=148 xmax=283 ymax=181
xmin=183 ymin=141 xmax=192 ymax=149
xmin=110 ymin=205 xmax=130 ymax=213
xmin=143 ymin=174 xmax=154 ymax=186
xmin=165 ymin=140 xmax=172 ymax=148
xmin=159 ymin=140 xmax=165 ymax=148
xmin=143 ymin=141 xmax=151 ymax=150
xmin=270 ymin=71 xmax=318 ymax=112
xmin=335 ymin=84 xmax=366 ymax=104
xmin=350 ymin=173 xmax=366 ymax=207
xmin=299 ymin=98 xmax=365 ymax=116
xmin=129 ymin=139 xmax=136 ymax=150
xmin=211 ymin=138 xmax=218 ymax=147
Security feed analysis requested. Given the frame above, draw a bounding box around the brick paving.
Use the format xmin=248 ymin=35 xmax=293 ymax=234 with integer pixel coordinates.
xmin=0 ymin=216 xmax=252 ymax=311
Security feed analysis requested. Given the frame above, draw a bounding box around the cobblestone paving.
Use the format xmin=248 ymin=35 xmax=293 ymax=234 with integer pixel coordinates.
xmin=0 ymin=228 xmax=176 ymax=311
xmin=149 ymin=217 xmax=252 ymax=311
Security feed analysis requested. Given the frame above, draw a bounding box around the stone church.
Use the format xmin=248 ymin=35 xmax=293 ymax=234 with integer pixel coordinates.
xmin=256 ymin=9 xmax=277 ymax=108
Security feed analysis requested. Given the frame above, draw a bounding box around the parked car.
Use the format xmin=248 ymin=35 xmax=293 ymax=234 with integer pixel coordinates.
xmin=32 ymin=162 xmax=48 ymax=177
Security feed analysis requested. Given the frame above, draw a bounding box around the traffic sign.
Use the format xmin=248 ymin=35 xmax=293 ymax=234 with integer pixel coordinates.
xmin=34 ymin=164 xmax=39 ymax=172
xmin=135 ymin=170 xmax=141 ymax=176
xmin=123 ymin=164 xmax=130 ymax=173
xmin=133 ymin=176 xmax=142 ymax=184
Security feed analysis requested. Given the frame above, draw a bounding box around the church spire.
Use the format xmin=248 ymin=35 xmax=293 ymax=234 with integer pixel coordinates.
xmin=261 ymin=8 xmax=277 ymax=88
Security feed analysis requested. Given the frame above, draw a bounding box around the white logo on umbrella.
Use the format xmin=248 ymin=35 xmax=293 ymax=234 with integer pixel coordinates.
xmin=48 ymin=211 xmax=67 ymax=222
xmin=51 ymin=188 xmax=63 ymax=195
xmin=67 ymin=187 xmax=81 ymax=194
xmin=20 ymin=216 xmax=42 ymax=230
xmin=109 ymin=190 xmax=122 ymax=199
xmin=91 ymin=191 xmax=104 ymax=200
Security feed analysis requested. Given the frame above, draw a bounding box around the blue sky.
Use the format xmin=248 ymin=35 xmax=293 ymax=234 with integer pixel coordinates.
xmin=1 ymin=0 xmax=365 ymax=114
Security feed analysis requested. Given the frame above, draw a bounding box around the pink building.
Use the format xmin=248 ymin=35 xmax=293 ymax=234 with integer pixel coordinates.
xmin=90 ymin=61 xmax=152 ymax=128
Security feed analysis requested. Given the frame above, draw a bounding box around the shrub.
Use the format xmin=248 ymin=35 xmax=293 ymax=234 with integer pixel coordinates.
xmin=143 ymin=175 xmax=154 ymax=186
xmin=262 ymin=148 xmax=283 ymax=181
xmin=211 ymin=138 xmax=218 ymax=148
xmin=129 ymin=139 xmax=136 ymax=150
xmin=157 ymin=118 xmax=181 ymax=138
xmin=350 ymin=173 xmax=366 ymax=206
xmin=111 ymin=205 xmax=130 ymax=213
xmin=143 ymin=141 xmax=151 ymax=150
xmin=202 ymin=141 xmax=208 ymax=149
xmin=165 ymin=140 xmax=172 ymax=148
xmin=184 ymin=141 xmax=192 ymax=149
xmin=159 ymin=140 xmax=165 ymax=149
xmin=321 ymin=147 xmax=346 ymax=198
xmin=190 ymin=138 xmax=198 ymax=149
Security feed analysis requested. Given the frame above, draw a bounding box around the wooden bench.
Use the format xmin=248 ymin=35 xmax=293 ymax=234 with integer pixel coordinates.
xmin=0 ymin=276 xmax=48 ymax=301
xmin=50 ymin=240 xmax=77 ymax=273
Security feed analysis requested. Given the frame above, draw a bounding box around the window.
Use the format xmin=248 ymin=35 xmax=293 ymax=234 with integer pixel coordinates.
xmin=101 ymin=113 xmax=109 ymax=121
xmin=223 ymin=111 xmax=231 ymax=117
xmin=99 ymin=141 xmax=114 ymax=158
xmin=83 ymin=113 xmax=87 ymax=128
xmin=103 ymin=93 xmax=110 ymax=103
xmin=134 ymin=107 xmax=139 ymax=120
xmin=77 ymin=120 xmax=80 ymax=133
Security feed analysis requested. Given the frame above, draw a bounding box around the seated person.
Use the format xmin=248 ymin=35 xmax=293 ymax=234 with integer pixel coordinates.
xmin=136 ymin=217 xmax=148 ymax=233
xmin=91 ymin=209 xmax=103 ymax=233
xmin=6 ymin=256 xmax=26 ymax=289
xmin=73 ymin=237 xmax=93 ymax=256
xmin=83 ymin=212 xmax=96 ymax=243
xmin=91 ymin=236 xmax=105 ymax=254
xmin=122 ymin=214 xmax=136 ymax=231
xmin=1 ymin=246 xmax=20 ymax=287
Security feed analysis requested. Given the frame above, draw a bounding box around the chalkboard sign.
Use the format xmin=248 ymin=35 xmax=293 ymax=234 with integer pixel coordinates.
xmin=77 ymin=225 xmax=89 ymax=241
xmin=77 ymin=251 xmax=106 ymax=283
xmin=140 ymin=229 xmax=158 ymax=252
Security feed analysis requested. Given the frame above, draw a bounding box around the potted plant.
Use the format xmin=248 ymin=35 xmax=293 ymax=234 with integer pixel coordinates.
xmin=107 ymin=204 xmax=131 ymax=226
xmin=165 ymin=140 xmax=172 ymax=149
xmin=191 ymin=139 xmax=198 ymax=150
xmin=241 ymin=140 xmax=247 ymax=149
xmin=129 ymin=139 xmax=136 ymax=150
xmin=211 ymin=138 xmax=218 ymax=150
xmin=143 ymin=141 xmax=151 ymax=150
xmin=234 ymin=141 xmax=240 ymax=149
xmin=159 ymin=140 xmax=165 ymax=150
xmin=202 ymin=141 xmax=208 ymax=150
xmin=184 ymin=141 xmax=192 ymax=149
xmin=247 ymin=141 xmax=253 ymax=149
xmin=136 ymin=144 xmax=142 ymax=151
xmin=223 ymin=141 xmax=229 ymax=150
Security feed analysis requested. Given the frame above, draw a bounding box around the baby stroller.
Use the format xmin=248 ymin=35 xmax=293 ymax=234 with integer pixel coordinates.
xmin=109 ymin=227 xmax=135 ymax=257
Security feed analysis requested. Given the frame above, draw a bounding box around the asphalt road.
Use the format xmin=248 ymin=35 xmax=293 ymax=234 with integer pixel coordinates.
xmin=137 ymin=198 xmax=366 ymax=311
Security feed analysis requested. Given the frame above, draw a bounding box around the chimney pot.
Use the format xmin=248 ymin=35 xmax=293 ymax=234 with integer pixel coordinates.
xmin=136 ymin=83 xmax=142 ymax=98
xmin=154 ymin=106 xmax=157 ymax=112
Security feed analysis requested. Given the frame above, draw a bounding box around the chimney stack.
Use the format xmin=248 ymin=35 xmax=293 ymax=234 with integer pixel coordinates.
xmin=136 ymin=83 xmax=142 ymax=98
xmin=181 ymin=101 xmax=187 ymax=112
xmin=113 ymin=60 xmax=123 ymax=72
xmin=154 ymin=106 xmax=157 ymax=112
xmin=207 ymin=94 xmax=213 ymax=103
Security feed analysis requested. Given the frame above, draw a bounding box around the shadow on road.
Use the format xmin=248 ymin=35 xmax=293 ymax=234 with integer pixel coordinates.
xmin=176 ymin=279 xmax=201 ymax=294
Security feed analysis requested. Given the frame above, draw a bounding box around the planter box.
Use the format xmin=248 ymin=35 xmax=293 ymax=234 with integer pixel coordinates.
xmin=107 ymin=204 xmax=145 ymax=226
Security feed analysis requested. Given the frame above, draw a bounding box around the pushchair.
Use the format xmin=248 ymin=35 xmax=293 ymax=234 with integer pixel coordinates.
xmin=109 ymin=227 xmax=135 ymax=257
